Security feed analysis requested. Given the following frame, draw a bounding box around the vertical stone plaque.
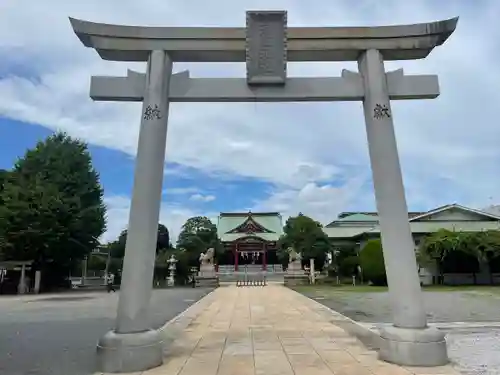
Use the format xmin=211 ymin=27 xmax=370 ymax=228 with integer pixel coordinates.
xmin=246 ymin=11 xmax=287 ymax=85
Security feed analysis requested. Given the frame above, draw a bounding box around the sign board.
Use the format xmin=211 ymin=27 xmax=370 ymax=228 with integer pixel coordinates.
xmin=246 ymin=11 xmax=287 ymax=85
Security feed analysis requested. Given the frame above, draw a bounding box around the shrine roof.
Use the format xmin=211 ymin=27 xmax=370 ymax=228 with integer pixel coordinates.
xmin=221 ymin=233 xmax=281 ymax=242
xmin=217 ymin=212 xmax=283 ymax=242
xmin=336 ymin=211 xmax=424 ymax=219
xmin=322 ymin=227 xmax=369 ymax=239
xmin=365 ymin=220 xmax=500 ymax=235
xmin=338 ymin=213 xmax=378 ymax=222
xmin=324 ymin=204 xmax=500 ymax=239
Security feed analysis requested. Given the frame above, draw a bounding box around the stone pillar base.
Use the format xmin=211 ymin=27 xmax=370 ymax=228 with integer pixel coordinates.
xmin=96 ymin=329 xmax=163 ymax=373
xmin=378 ymin=325 xmax=448 ymax=367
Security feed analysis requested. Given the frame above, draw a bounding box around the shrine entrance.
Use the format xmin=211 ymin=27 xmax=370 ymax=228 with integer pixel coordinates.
xmin=217 ymin=211 xmax=281 ymax=271
xmin=234 ymin=236 xmax=280 ymax=270
xmin=236 ymin=237 xmax=266 ymax=268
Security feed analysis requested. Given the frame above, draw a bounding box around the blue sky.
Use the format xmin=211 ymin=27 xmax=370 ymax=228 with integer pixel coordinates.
xmin=1 ymin=0 xmax=499 ymax=241
xmin=0 ymin=117 xmax=277 ymax=240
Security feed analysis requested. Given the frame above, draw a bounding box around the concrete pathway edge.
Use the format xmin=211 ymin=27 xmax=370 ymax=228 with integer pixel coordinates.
xmin=158 ymin=288 xmax=218 ymax=342
xmin=287 ymin=288 xmax=384 ymax=350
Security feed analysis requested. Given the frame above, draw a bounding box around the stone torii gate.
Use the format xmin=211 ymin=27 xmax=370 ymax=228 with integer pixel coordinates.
xmin=70 ymin=11 xmax=458 ymax=373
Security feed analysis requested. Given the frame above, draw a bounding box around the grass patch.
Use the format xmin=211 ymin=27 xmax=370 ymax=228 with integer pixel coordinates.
xmin=291 ymin=284 xmax=500 ymax=296
xmin=423 ymin=285 xmax=500 ymax=293
xmin=292 ymin=284 xmax=387 ymax=295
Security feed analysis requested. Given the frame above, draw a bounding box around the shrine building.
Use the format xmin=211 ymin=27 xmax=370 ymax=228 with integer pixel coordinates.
xmin=217 ymin=212 xmax=283 ymax=271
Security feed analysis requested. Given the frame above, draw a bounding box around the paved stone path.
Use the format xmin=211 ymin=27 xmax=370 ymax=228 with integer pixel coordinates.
xmin=115 ymin=285 xmax=460 ymax=375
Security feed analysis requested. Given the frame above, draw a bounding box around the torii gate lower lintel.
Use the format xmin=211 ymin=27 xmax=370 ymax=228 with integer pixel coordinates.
xmin=70 ymin=11 xmax=458 ymax=373
xmin=89 ymin=68 xmax=440 ymax=102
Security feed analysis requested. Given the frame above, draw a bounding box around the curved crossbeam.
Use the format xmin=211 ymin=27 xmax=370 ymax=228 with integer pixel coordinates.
xmin=69 ymin=16 xmax=458 ymax=62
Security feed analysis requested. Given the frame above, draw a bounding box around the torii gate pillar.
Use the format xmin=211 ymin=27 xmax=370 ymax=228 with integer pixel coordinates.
xmin=70 ymin=11 xmax=458 ymax=373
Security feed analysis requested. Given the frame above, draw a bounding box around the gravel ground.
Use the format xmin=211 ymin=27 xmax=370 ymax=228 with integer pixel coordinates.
xmin=299 ymin=290 xmax=500 ymax=323
xmin=0 ymin=288 xmax=213 ymax=375
xmin=296 ymin=288 xmax=500 ymax=375
xmin=447 ymin=329 xmax=500 ymax=375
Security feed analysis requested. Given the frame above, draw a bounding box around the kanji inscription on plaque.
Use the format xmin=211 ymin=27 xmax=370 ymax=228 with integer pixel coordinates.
xmin=246 ymin=11 xmax=287 ymax=85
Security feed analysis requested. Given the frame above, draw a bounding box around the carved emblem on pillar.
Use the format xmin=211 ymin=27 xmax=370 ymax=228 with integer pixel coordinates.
xmin=373 ymin=103 xmax=391 ymax=120
xmin=143 ymin=104 xmax=162 ymax=120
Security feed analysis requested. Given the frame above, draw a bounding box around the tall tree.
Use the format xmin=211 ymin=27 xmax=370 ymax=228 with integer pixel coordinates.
xmin=157 ymin=223 xmax=171 ymax=250
xmin=0 ymin=169 xmax=9 ymax=259
xmin=0 ymin=169 xmax=9 ymax=207
xmin=177 ymin=216 xmax=219 ymax=267
xmin=107 ymin=230 xmax=128 ymax=259
xmin=0 ymin=132 xmax=106 ymax=290
xmin=278 ymin=214 xmax=331 ymax=269
xmin=178 ymin=216 xmax=215 ymax=237
xmin=108 ymin=223 xmax=171 ymax=258
xmin=0 ymin=168 xmax=8 ymax=187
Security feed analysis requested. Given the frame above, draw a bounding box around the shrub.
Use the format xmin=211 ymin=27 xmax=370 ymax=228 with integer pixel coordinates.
xmin=359 ymin=239 xmax=387 ymax=286
xmin=338 ymin=255 xmax=359 ymax=277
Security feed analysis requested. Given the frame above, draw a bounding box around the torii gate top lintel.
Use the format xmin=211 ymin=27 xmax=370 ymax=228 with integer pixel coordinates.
xmin=69 ymin=13 xmax=458 ymax=63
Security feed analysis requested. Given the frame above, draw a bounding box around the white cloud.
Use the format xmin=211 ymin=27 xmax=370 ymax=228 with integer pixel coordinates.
xmin=189 ymin=193 xmax=216 ymax=203
xmin=103 ymin=195 xmax=217 ymax=244
xmin=1 ymin=0 xmax=500 ymax=236
xmin=163 ymin=187 xmax=199 ymax=195
xmin=252 ymin=175 xmax=371 ymax=225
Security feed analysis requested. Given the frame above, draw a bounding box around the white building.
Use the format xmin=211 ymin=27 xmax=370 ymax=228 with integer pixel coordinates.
xmin=324 ymin=204 xmax=500 ymax=284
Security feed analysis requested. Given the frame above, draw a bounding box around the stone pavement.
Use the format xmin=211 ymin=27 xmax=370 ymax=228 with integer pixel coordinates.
xmin=98 ymin=285 xmax=461 ymax=375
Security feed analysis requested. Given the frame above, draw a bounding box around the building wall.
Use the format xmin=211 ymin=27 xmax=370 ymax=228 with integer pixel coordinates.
xmin=419 ymin=209 xmax=487 ymax=221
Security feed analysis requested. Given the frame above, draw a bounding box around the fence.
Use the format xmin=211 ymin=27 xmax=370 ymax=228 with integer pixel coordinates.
xmin=235 ymin=272 xmax=267 ymax=287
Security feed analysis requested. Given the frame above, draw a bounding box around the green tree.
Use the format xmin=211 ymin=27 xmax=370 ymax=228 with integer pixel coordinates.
xmin=0 ymin=132 xmax=106 ymax=290
xmin=418 ymin=229 xmax=471 ymax=284
xmin=0 ymin=169 xmax=10 ymax=238
xmin=461 ymin=230 xmax=500 ymax=284
xmin=177 ymin=216 xmax=219 ymax=268
xmin=178 ymin=216 xmax=214 ymax=235
xmin=276 ymin=238 xmax=291 ymax=269
xmin=154 ymin=247 xmax=194 ymax=286
xmin=87 ymin=254 xmax=107 ymax=271
xmin=0 ymin=169 xmax=8 ymax=259
xmin=359 ymin=239 xmax=386 ymax=286
xmin=0 ymin=168 xmax=8 ymax=194
xmin=108 ymin=223 xmax=171 ymax=259
xmin=107 ymin=230 xmax=128 ymax=259
xmin=278 ymin=214 xmax=332 ymax=270
xmin=338 ymin=255 xmax=360 ymax=278
xmin=156 ymin=223 xmax=171 ymax=250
